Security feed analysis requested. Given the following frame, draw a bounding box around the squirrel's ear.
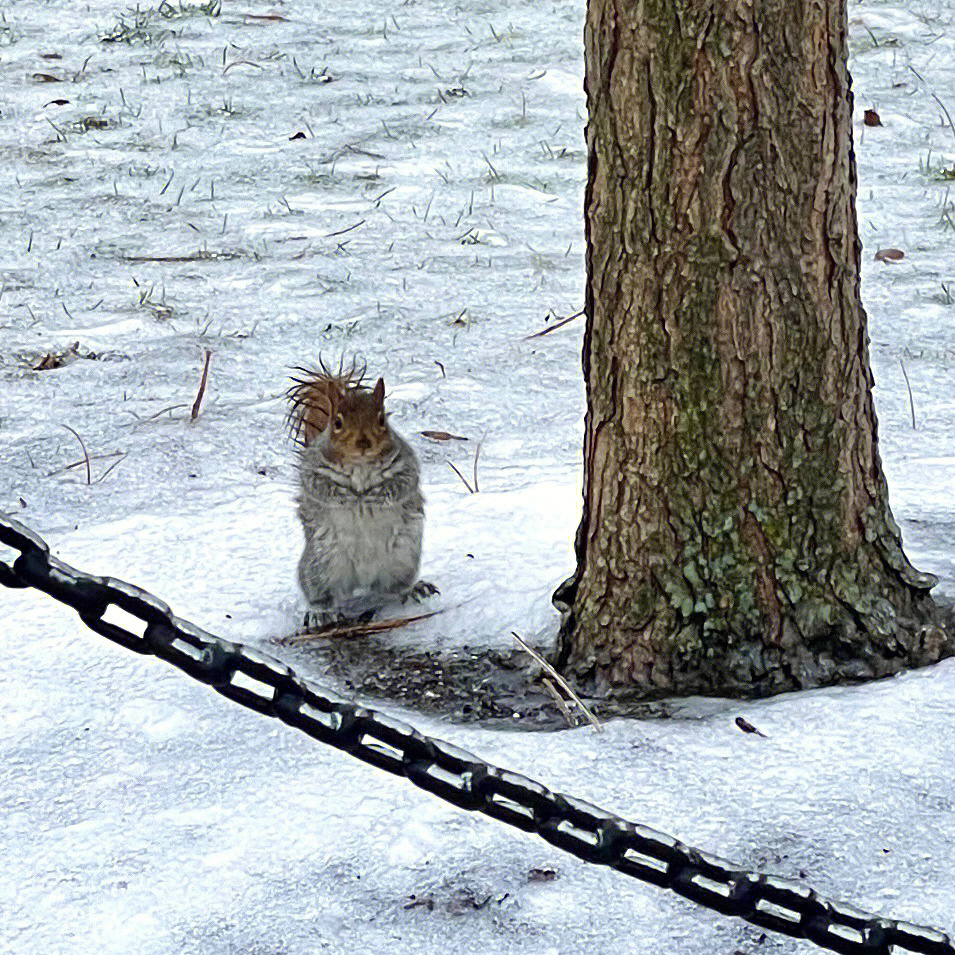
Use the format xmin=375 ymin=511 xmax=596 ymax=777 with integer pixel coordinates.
xmin=327 ymin=379 xmax=344 ymax=411
xmin=372 ymin=377 xmax=385 ymax=408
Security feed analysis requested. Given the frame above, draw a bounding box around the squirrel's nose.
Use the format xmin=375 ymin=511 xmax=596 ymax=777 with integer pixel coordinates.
xmin=356 ymin=436 xmax=371 ymax=452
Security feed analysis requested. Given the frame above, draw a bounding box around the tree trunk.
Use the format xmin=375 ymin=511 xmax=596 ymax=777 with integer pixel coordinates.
xmin=555 ymin=0 xmax=951 ymax=697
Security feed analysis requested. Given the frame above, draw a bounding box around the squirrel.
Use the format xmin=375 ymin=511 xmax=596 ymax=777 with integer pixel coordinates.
xmin=287 ymin=362 xmax=437 ymax=630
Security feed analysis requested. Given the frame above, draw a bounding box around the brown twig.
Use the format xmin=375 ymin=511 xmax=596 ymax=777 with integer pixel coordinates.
xmin=511 ymin=631 xmax=602 ymax=732
xmin=61 ymin=425 xmax=91 ymax=485
xmin=523 ymin=308 xmax=584 ymax=340
xmin=280 ymin=609 xmax=441 ymax=645
xmin=191 ymin=349 xmax=213 ymax=421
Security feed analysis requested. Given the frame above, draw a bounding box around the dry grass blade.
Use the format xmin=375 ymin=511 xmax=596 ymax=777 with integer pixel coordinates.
xmin=47 ymin=450 xmax=122 ymax=477
xmin=191 ymin=349 xmax=213 ymax=421
xmin=279 ymin=609 xmax=441 ymax=645
xmin=222 ymin=59 xmax=263 ymax=75
xmin=541 ymin=676 xmax=579 ymax=728
xmin=511 ymin=631 xmax=602 ymax=732
xmin=472 ymin=437 xmax=483 ymax=493
xmin=96 ymin=452 xmax=128 ymax=483
xmin=524 ymin=308 xmax=584 ymax=340
xmin=122 ymin=251 xmax=239 ymax=263
xmin=61 ymin=425 xmax=91 ymax=485
xmin=899 ymin=358 xmax=916 ymax=429
xmin=447 ymin=460 xmax=474 ymax=493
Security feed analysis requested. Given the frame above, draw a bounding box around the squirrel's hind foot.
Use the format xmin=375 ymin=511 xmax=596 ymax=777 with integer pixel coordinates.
xmin=403 ymin=580 xmax=439 ymax=604
xmin=303 ymin=607 xmax=377 ymax=632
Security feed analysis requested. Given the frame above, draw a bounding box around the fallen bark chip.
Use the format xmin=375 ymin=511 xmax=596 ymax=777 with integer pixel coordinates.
xmin=864 ymin=109 xmax=882 ymax=126
xmin=527 ymin=867 xmax=558 ymax=882
xmin=404 ymin=894 xmax=434 ymax=911
xmin=874 ymin=248 xmax=905 ymax=262
xmin=45 ymin=99 xmax=70 ymax=106
xmin=420 ymin=430 xmax=468 ymax=442
xmin=289 ymin=131 xmax=306 ymax=140
xmin=32 ymin=73 xmax=62 ymax=82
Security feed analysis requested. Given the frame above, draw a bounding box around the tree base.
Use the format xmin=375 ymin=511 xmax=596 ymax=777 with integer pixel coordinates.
xmin=554 ymin=575 xmax=954 ymax=700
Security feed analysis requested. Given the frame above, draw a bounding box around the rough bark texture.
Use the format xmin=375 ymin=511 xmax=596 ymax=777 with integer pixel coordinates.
xmin=555 ymin=0 xmax=952 ymax=697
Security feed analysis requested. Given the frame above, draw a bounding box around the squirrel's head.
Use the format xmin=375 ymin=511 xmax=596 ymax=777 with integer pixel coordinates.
xmin=288 ymin=360 xmax=394 ymax=467
xmin=320 ymin=377 xmax=393 ymax=467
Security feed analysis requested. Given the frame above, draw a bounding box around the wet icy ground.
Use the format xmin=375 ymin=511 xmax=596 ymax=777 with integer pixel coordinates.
xmin=1 ymin=0 xmax=954 ymax=952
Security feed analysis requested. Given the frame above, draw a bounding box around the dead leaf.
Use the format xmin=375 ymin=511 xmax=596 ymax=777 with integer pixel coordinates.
xmin=245 ymin=12 xmax=287 ymax=21
xmin=527 ymin=867 xmax=558 ymax=883
xmin=45 ymin=99 xmax=70 ymax=107
xmin=874 ymin=248 xmax=905 ymax=262
xmin=863 ymin=109 xmax=882 ymax=127
xmin=289 ymin=131 xmax=306 ymax=141
xmin=40 ymin=52 xmax=62 ymax=60
xmin=735 ymin=716 xmax=768 ymax=738
xmin=404 ymin=894 xmax=434 ymax=911
xmin=82 ymin=116 xmax=109 ymax=130
xmin=32 ymin=73 xmax=62 ymax=83
xmin=420 ymin=430 xmax=468 ymax=442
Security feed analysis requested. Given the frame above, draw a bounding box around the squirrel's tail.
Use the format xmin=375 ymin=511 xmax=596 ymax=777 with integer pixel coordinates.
xmin=286 ymin=355 xmax=366 ymax=446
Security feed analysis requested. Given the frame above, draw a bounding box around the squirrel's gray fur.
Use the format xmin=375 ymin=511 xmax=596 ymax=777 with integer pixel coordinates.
xmin=296 ymin=426 xmax=425 ymax=627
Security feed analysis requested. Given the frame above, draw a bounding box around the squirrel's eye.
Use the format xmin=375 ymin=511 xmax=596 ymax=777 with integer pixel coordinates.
xmin=333 ymin=415 xmax=344 ymax=432
xmin=378 ymin=413 xmax=385 ymax=427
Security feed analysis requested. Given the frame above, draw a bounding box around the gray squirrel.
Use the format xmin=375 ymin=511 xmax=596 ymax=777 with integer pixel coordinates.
xmin=287 ymin=365 xmax=436 ymax=630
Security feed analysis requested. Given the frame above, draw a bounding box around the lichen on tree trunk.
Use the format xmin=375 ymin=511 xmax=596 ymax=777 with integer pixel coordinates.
xmin=555 ymin=0 xmax=951 ymax=696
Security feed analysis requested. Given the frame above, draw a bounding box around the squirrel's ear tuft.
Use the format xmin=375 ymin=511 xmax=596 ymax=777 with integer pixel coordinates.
xmin=372 ymin=377 xmax=385 ymax=408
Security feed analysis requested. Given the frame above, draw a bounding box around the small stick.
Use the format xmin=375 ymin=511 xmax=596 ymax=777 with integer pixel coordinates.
xmin=524 ymin=309 xmax=584 ymax=340
xmin=61 ymin=425 xmax=91 ymax=485
xmin=447 ymin=460 xmax=474 ymax=493
xmin=542 ymin=676 xmax=579 ymax=728
xmin=511 ymin=631 xmax=602 ymax=732
xmin=899 ymin=358 xmax=916 ymax=429
xmin=191 ymin=349 xmax=213 ymax=421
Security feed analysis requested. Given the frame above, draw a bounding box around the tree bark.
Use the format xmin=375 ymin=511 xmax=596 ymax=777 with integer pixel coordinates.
xmin=555 ymin=0 xmax=951 ymax=696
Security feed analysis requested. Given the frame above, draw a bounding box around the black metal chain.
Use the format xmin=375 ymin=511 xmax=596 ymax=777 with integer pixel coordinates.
xmin=1 ymin=511 xmax=951 ymax=955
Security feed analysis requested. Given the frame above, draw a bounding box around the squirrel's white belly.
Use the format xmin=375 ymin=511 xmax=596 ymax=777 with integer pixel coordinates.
xmin=312 ymin=499 xmax=422 ymax=613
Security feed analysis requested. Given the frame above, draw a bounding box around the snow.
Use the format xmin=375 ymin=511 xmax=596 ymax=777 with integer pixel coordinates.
xmin=1 ymin=0 xmax=954 ymax=952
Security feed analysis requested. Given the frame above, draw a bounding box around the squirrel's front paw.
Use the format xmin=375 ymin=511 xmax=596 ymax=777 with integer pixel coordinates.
xmin=404 ymin=580 xmax=439 ymax=604
xmin=303 ymin=608 xmax=338 ymax=632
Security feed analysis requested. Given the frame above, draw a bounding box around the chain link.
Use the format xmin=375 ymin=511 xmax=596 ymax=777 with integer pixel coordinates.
xmin=1 ymin=512 xmax=951 ymax=955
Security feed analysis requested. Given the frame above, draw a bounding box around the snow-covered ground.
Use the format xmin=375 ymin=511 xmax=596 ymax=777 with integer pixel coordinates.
xmin=1 ymin=0 xmax=954 ymax=952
